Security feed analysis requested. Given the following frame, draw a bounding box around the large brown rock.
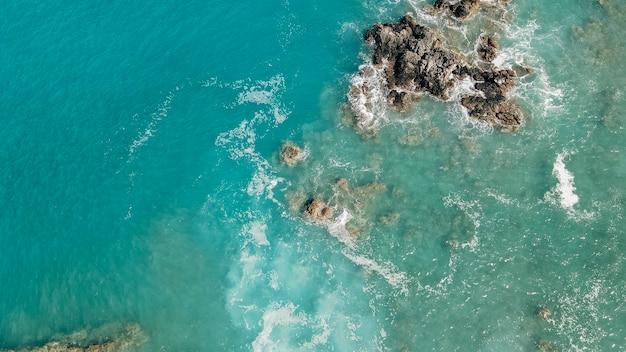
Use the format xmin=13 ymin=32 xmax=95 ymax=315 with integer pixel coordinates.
xmin=279 ymin=141 xmax=306 ymax=166
xmin=303 ymin=199 xmax=334 ymax=222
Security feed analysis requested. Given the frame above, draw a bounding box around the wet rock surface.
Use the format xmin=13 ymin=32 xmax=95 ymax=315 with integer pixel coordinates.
xmin=478 ymin=35 xmax=498 ymax=62
xmin=279 ymin=141 xmax=306 ymax=166
xmin=303 ymin=198 xmax=334 ymax=221
xmin=351 ymin=14 xmax=523 ymax=132
xmin=433 ymin=0 xmax=481 ymax=20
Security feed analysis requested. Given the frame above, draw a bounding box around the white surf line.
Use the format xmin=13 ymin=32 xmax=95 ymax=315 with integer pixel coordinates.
xmin=342 ymin=250 xmax=410 ymax=296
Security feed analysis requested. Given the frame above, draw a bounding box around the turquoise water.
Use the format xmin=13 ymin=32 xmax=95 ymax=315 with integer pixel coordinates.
xmin=1 ymin=0 xmax=625 ymax=350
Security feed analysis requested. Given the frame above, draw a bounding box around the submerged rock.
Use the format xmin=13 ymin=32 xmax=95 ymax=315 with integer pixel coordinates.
xmin=537 ymin=338 xmax=557 ymax=352
xmin=303 ymin=198 xmax=334 ymax=221
xmin=378 ymin=212 xmax=401 ymax=225
xmin=334 ymin=177 xmax=350 ymax=191
xmin=387 ymin=89 xmax=419 ymax=112
xmin=536 ymin=306 xmax=552 ymax=320
xmin=279 ymin=141 xmax=306 ymax=166
xmin=350 ymin=14 xmax=523 ymax=132
xmin=0 ymin=323 xmax=146 ymax=352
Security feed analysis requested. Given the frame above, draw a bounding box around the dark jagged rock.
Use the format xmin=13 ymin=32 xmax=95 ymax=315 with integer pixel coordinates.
xmin=364 ymin=15 xmax=464 ymax=101
xmin=460 ymin=96 xmax=521 ymax=131
xmin=433 ymin=0 xmax=481 ymax=20
xmin=433 ymin=0 xmax=450 ymax=12
xmin=478 ymin=35 xmax=499 ymax=62
xmin=350 ymin=14 xmax=523 ymax=131
xmin=387 ymin=90 xmax=418 ymax=112
xmin=450 ymin=0 xmax=481 ymax=19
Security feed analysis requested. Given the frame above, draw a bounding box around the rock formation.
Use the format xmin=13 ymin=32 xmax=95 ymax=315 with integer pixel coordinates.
xmin=478 ymin=35 xmax=498 ymax=62
xmin=303 ymin=198 xmax=334 ymax=221
xmin=349 ymin=14 xmax=522 ymax=132
xmin=0 ymin=323 xmax=146 ymax=352
xmin=433 ymin=0 xmax=481 ymax=20
xmin=279 ymin=141 xmax=306 ymax=166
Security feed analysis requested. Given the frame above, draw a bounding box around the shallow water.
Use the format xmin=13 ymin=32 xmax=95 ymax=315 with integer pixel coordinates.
xmin=1 ymin=0 xmax=625 ymax=350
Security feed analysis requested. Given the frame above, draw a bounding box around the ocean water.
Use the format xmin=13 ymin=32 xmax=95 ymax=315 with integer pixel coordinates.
xmin=1 ymin=0 xmax=625 ymax=351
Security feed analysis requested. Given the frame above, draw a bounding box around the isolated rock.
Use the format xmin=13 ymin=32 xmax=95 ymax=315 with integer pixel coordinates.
xmin=279 ymin=141 xmax=305 ymax=166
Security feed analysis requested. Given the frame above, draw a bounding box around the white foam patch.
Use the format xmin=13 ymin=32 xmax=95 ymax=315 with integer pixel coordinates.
xmin=543 ymin=152 xmax=597 ymax=220
xmin=448 ymin=76 xmax=484 ymax=102
xmin=247 ymin=162 xmax=284 ymax=201
xmin=347 ymin=61 xmax=389 ymax=132
xmin=213 ymin=75 xmax=289 ymax=201
xmin=326 ymin=208 xmax=356 ymax=247
xmin=497 ymin=19 xmax=567 ymax=123
xmin=251 ymin=302 xmax=307 ymax=351
xmin=128 ymin=87 xmax=180 ymax=160
xmin=342 ymin=250 xmax=410 ymax=296
xmin=227 ymin=246 xmax=263 ymax=328
xmin=492 ymin=20 xmax=541 ymax=69
xmin=243 ymin=220 xmax=270 ymax=247
xmin=250 ymin=301 xmax=342 ymax=351
xmin=550 ymin=151 xmax=579 ymax=210
xmin=236 ymin=75 xmax=289 ymax=124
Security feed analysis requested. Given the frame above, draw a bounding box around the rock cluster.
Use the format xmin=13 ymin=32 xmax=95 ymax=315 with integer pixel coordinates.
xmin=302 ymin=198 xmax=334 ymax=221
xmin=353 ymin=14 xmax=522 ymax=131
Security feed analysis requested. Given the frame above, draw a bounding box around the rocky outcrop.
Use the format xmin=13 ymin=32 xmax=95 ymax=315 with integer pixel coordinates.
xmin=536 ymin=306 xmax=552 ymax=320
xmin=350 ymin=14 xmax=522 ymax=132
xmin=303 ymin=199 xmax=334 ymax=221
xmin=433 ymin=0 xmax=481 ymax=20
xmin=0 ymin=323 xmax=146 ymax=352
xmin=364 ymin=15 xmax=465 ymax=100
xmin=478 ymin=35 xmax=498 ymax=62
xmin=279 ymin=141 xmax=306 ymax=166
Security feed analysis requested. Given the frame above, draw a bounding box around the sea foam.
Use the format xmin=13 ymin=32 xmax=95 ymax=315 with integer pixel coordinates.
xmin=548 ymin=151 xmax=579 ymax=210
